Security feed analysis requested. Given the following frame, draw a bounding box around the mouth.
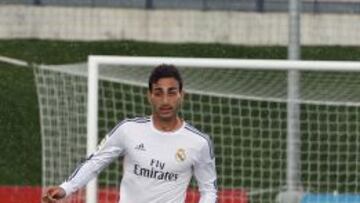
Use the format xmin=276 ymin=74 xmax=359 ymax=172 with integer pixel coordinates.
xmin=159 ymin=106 xmax=173 ymax=113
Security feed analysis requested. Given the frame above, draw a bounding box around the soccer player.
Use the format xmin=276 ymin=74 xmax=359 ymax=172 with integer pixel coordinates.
xmin=42 ymin=64 xmax=217 ymax=203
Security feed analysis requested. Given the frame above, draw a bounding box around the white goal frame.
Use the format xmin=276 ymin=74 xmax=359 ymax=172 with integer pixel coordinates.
xmin=87 ymin=55 xmax=360 ymax=203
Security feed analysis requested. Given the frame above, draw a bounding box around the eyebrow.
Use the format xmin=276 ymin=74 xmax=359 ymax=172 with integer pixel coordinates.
xmin=168 ymin=87 xmax=178 ymax=91
xmin=153 ymin=87 xmax=178 ymax=92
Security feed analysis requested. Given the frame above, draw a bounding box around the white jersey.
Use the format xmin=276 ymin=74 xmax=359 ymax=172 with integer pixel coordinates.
xmin=60 ymin=116 xmax=217 ymax=203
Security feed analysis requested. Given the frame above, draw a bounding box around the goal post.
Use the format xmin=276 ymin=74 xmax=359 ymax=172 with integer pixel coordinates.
xmin=87 ymin=58 xmax=99 ymax=203
xmin=36 ymin=56 xmax=360 ymax=203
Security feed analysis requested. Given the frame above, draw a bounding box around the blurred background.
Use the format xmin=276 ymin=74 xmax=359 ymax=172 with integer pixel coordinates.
xmin=1 ymin=0 xmax=360 ymax=13
xmin=0 ymin=0 xmax=359 ymax=203
xmin=0 ymin=0 xmax=359 ymax=44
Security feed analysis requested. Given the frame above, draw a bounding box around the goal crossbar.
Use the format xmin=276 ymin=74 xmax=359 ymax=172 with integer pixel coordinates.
xmin=89 ymin=55 xmax=360 ymax=72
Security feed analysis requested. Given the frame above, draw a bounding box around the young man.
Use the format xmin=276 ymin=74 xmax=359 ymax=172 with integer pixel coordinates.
xmin=42 ymin=64 xmax=217 ymax=203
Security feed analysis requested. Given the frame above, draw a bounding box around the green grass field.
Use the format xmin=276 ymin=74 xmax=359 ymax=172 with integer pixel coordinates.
xmin=0 ymin=63 xmax=40 ymax=185
xmin=0 ymin=39 xmax=359 ymax=191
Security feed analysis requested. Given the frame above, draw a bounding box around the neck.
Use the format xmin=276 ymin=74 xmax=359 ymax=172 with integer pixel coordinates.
xmin=152 ymin=115 xmax=182 ymax=132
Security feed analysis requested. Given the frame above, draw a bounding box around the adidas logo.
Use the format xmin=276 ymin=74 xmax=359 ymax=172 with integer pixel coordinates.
xmin=134 ymin=143 xmax=146 ymax=151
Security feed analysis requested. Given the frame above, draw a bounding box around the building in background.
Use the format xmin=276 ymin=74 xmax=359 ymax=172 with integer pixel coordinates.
xmin=1 ymin=0 xmax=360 ymax=13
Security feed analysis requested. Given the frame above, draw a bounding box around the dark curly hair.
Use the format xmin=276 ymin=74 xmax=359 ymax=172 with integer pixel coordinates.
xmin=148 ymin=64 xmax=183 ymax=92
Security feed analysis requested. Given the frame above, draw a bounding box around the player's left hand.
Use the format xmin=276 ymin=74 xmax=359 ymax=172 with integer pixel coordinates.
xmin=42 ymin=186 xmax=66 ymax=203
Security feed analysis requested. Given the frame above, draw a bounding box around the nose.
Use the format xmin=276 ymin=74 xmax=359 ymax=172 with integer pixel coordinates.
xmin=162 ymin=94 xmax=169 ymax=104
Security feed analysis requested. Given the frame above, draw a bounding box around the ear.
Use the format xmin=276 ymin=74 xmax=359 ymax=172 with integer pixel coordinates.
xmin=180 ymin=90 xmax=185 ymax=102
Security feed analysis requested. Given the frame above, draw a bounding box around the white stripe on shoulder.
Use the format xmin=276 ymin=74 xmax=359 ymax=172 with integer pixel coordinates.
xmin=184 ymin=123 xmax=215 ymax=158
xmin=108 ymin=117 xmax=150 ymax=136
xmin=127 ymin=116 xmax=151 ymax=123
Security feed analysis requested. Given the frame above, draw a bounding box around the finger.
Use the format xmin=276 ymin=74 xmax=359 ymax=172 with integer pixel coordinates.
xmin=41 ymin=196 xmax=49 ymax=203
xmin=42 ymin=192 xmax=56 ymax=203
xmin=50 ymin=189 xmax=64 ymax=199
xmin=48 ymin=192 xmax=56 ymax=199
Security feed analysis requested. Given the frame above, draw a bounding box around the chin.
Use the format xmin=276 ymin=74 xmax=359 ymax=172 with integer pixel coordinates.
xmin=158 ymin=114 xmax=175 ymax=121
xmin=160 ymin=115 xmax=173 ymax=120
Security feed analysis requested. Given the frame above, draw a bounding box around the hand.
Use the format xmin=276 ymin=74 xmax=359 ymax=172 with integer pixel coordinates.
xmin=42 ymin=186 xmax=66 ymax=203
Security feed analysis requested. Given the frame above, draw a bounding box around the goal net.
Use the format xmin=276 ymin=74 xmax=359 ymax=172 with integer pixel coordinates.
xmin=35 ymin=56 xmax=360 ymax=203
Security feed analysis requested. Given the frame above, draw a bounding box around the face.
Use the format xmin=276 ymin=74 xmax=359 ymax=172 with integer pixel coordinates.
xmin=148 ymin=77 xmax=184 ymax=121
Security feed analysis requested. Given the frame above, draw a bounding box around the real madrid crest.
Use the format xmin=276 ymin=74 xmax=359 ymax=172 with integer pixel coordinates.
xmin=175 ymin=148 xmax=186 ymax=162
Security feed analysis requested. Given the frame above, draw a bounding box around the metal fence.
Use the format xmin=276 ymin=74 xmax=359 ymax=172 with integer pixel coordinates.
xmin=1 ymin=0 xmax=360 ymax=13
